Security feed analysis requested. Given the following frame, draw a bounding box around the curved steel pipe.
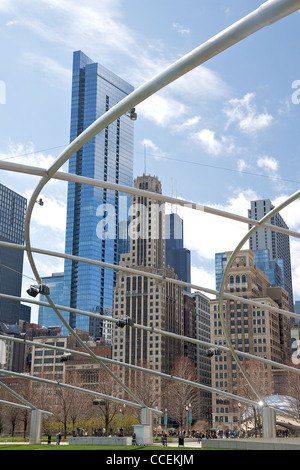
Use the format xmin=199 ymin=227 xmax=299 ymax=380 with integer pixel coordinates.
xmin=18 ymin=0 xmax=300 ymax=418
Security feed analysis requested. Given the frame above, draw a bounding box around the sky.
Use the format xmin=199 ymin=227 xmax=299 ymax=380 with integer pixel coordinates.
xmin=0 ymin=0 xmax=300 ymax=323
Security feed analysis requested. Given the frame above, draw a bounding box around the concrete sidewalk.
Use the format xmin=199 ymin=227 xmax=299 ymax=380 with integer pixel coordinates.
xmin=200 ymin=437 xmax=300 ymax=450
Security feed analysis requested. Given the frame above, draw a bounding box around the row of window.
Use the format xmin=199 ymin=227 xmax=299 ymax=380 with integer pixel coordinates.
xmin=229 ymin=275 xmax=247 ymax=284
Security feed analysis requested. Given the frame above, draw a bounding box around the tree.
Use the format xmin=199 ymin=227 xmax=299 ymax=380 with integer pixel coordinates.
xmin=123 ymin=362 xmax=160 ymax=416
xmin=237 ymin=359 xmax=274 ymax=435
xmin=163 ymin=357 xmax=199 ymax=430
xmin=282 ymin=360 xmax=300 ymax=419
xmin=87 ymin=366 xmax=124 ymax=436
xmin=7 ymin=407 xmax=20 ymax=437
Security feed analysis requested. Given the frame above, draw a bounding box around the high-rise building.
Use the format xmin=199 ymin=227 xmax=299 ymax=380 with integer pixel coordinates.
xmin=165 ymin=213 xmax=191 ymax=291
xmin=63 ymin=51 xmax=135 ymax=337
xmin=295 ymin=301 xmax=300 ymax=316
xmin=291 ymin=301 xmax=300 ymax=365
xmin=0 ymin=184 xmax=29 ymax=324
xmin=191 ymin=291 xmax=212 ymax=423
xmin=248 ymin=199 xmax=294 ymax=312
xmin=252 ymin=249 xmax=284 ymax=289
xmin=294 ymin=300 xmax=300 ymax=326
xmin=38 ymin=272 xmax=64 ymax=328
xmin=211 ymin=249 xmax=291 ymax=430
xmin=113 ymin=175 xmax=183 ymax=408
xmin=183 ymin=293 xmax=196 ymax=362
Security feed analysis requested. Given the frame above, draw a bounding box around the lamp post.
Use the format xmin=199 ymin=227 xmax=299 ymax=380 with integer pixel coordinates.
xmin=185 ymin=404 xmax=192 ymax=436
xmin=188 ymin=403 xmax=192 ymax=436
xmin=119 ymin=403 xmax=126 ymax=436
xmin=186 ymin=403 xmax=192 ymax=436
xmin=164 ymin=408 xmax=168 ymax=434
xmin=155 ymin=406 xmax=159 ymax=442
xmin=238 ymin=402 xmax=241 ymax=436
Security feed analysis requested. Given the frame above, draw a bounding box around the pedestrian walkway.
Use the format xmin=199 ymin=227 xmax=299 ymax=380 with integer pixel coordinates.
xmin=200 ymin=437 xmax=300 ymax=450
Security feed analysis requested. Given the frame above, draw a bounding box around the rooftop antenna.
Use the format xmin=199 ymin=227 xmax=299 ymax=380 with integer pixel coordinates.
xmin=144 ymin=144 xmax=147 ymax=174
xmin=170 ymin=178 xmax=174 ymax=214
xmin=170 ymin=178 xmax=178 ymax=214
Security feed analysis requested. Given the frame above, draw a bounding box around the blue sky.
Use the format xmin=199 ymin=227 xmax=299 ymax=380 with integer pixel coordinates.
xmin=0 ymin=0 xmax=300 ymax=322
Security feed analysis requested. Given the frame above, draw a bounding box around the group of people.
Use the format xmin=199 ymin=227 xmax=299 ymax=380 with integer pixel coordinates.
xmin=47 ymin=432 xmax=62 ymax=445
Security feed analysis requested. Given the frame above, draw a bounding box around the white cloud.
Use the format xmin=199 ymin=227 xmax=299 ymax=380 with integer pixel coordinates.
xmin=0 ymin=140 xmax=64 ymax=196
xmin=0 ymin=140 xmax=67 ymax=244
xmin=181 ymin=191 xmax=300 ymax=302
xmin=26 ymin=191 xmax=66 ymax=234
xmin=224 ymin=92 xmax=274 ymax=135
xmin=6 ymin=0 xmax=135 ymax=57
xmin=2 ymin=0 xmax=231 ymax=140
xmin=4 ymin=140 xmax=68 ymax=322
xmin=272 ymin=195 xmax=300 ymax=232
xmin=237 ymin=159 xmax=250 ymax=173
xmin=174 ymin=116 xmax=201 ymax=132
xmin=176 ymin=188 xmax=300 ymax=302
xmin=170 ymin=66 xmax=230 ymax=102
xmin=172 ymin=22 xmax=191 ymax=35
xmin=6 ymin=20 xmax=19 ymax=26
xmin=191 ymin=265 xmax=215 ymax=299
xmin=138 ymin=93 xmax=188 ymax=127
xmin=273 ymin=195 xmax=300 ymax=300
xmin=138 ymin=65 xmax=229 ymax=129
xmin=141 ymin=138 xmax=167 ymax=160
xmin=0 ymin=0 xmax=14 ymax=12
xmin=178 ymin=188 xmax=258 ymax=262
xmin=193 ymin=128 xmax=235 ymax=156
xmin=256 ymin=155 xmax=284 ymax=188
xmin=1 ymin=140 xmax=57 ymax=167
xmin=21 ymin=52 xmax=71 ymax=86
xmin=257 ymin=156 xmax=280 ymax=181
xmin=194 ymin=129 xmax=222 ymax=155
xmin=170 ymin=189 xmax=258 ymax=297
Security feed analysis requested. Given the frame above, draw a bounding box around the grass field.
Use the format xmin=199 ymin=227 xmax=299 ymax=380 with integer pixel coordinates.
xmin=0 ymin=444 xmax=207 ymax=451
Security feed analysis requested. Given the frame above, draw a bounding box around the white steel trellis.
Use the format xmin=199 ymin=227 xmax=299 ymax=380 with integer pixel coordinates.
xmin=1 ymin=0 xmax=300 ymax=442
xmin=1 ymin=160 xmax=300 ymax=241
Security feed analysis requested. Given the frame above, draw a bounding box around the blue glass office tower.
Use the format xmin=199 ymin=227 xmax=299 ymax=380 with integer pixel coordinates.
xmin=215 ymin=252 xmax=228 ymax=295
xmin=63 ymin=51 xmax=134 ymax=337
xmin=38 ymin=272 xmax=64 ymax=327
xmin=252 ymin=249 xmax=284 ymax=288
xmin=165 ymin=213 xmax=191 ymax=291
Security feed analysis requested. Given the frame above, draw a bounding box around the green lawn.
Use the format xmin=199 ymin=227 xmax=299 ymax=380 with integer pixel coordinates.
xmin=0 ymin=444 xmax=208 ymax=451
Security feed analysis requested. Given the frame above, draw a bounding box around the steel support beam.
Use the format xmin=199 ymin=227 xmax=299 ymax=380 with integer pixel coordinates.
xmin=0 ymin=160 xmax=299 ymax=240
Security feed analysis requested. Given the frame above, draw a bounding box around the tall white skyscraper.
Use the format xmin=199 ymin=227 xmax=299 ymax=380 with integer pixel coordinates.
xmin=248 ymin=199 xmax=294 ymax=312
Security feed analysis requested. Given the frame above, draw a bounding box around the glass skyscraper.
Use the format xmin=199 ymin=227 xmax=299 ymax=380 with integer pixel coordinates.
xmin=252 ymin=249 xmax=284 ymax=288
xmin=0 ymin=184 xmax=28 ymax=324
xmin=63 ymin=51 xmax=135 ymax=337
xmin=165 ymin=213 xmax=191 ymax=292
xmin=38 ymin=272 xmax=64 ymax=328
xmin=248 ymin=199 xmax=294 ymax=312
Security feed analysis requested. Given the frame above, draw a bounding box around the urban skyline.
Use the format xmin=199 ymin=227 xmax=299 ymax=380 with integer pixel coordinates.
xmin=0 ymin=44 xmax=298 ymax=340
xmin=1 ymin=1 xmax=300 ymax=443
xmin=1 ymin=1 xmax=300 ymax=324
